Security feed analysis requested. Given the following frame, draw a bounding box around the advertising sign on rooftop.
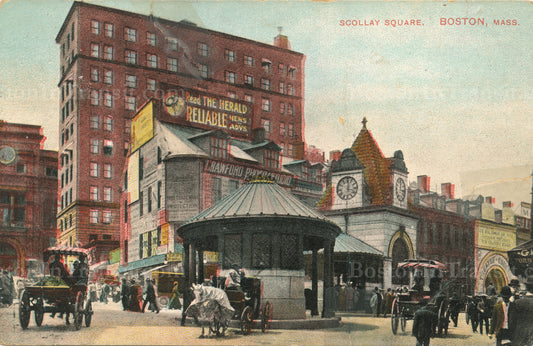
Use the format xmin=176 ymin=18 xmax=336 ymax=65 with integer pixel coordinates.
xmin=131 ymin=100 xmax=154 ymax=153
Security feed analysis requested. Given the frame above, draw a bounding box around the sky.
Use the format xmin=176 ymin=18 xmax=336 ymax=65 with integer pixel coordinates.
xmin=0 ymin=0 xmax=531 ymax=206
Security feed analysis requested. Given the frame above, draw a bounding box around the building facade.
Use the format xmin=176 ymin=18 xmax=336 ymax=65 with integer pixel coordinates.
xmin=55 ymin=1 xmax=307 ymax=254
xmin=0 ymin=121 xmax=58 ymax=276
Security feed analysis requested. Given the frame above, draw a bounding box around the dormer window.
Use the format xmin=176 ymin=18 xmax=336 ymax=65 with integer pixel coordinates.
xmin=264 ymin=149 xmax=279 ymax=169
xmin=211 ymin=137 xmax=229 ymax=159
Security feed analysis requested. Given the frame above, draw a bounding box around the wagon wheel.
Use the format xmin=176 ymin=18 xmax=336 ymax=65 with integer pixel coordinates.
xmin=240 ymin=305 xmax=253 ymax=335
xmin=261 ymin=301 xmax=273 ymax=333
xmin=400 ymin=314 xmax=407 ymax=332
xmin=437 ymin=299 xmax=449 ymax=336
xmin=34 ymin=298 xmax=44 ymax=327
xmin=465 ymin=302 xmax=469 ymax=325
xmin=73 ymin=291 xmax=85 ymax=330
xmin=84 ymin=298 xmax=93 ymax=327
xmin=390 ymin=298 xmax=400 ymax=335
xmin=19 ymin=290 xmax=31 ymax=330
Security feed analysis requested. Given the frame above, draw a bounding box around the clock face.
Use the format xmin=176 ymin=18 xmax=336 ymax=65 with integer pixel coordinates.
xmin=0 ymin=146 xmax=16 ymax=165
xmin=395 ymin=177 xmax=406 ymax=202
xmin=337 ymin=176 xmax=358 ymax=200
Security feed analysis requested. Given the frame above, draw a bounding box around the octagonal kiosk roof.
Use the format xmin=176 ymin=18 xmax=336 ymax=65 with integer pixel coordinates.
xmin=179 ymin=179 xmax=341 ymax=249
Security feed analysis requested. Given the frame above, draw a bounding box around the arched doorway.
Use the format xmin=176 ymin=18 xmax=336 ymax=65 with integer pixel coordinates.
xmin=484 ymin=267 xmax=507 ymax=293
xmin=391 ymin=238 xmax=410 ymax=285
xmin=0 ymin=242 xmax=18 ymax=273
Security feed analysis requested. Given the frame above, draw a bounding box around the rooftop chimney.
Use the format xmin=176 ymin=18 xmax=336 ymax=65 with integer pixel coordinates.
xmin=330 ymin=150 xmax=342 ymax=162
xmin=417 ymin=175 xmax=430 ymax=193
xmin=485 ymin=196 xmax=495 ymax=204
xmin=273 ymin=27 xmax=291 ymax=49
xmin=441 ymin=183 xmax=455 ymax=200
xmin=502 ymin=201 xmax=513 ymax=208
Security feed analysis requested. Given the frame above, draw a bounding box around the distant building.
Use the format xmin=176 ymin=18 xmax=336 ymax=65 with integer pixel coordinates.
xmin=55 ymin=1 xmax=308 ymax=260
xmin=0 ymin=121 xmax=57 ymax=276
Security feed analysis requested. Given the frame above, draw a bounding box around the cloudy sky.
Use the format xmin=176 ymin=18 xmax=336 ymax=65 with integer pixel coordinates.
xmin=0 ymin=0 xmax=531 ymax=204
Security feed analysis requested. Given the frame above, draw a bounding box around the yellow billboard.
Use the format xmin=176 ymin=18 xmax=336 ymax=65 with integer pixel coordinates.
xmin=161 ymin=223 xmax=169 ymax=245
xmin=127 ymin=151 xmax=139 ymax=203
xmin=131 ymin=100 xmax=154 ymax=153
xmin=477 ymin=221 xmax=516 ymax=251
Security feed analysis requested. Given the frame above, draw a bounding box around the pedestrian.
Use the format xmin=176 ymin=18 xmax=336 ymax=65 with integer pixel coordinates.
xmin=509 ymin=279 xmax=521 ymax=301
xmin=121 ymin=278 xmax=130 ymax=311
xmin=181 ymin=284 xmax=197 ymax=326
xmin=100 ymin=282 xmax=109 ymax=304
xmin=477 ymin=295 xmax=490 ymax=335
xmin=142 ymin=278 xmax=159 ymax=313
xmin=489 ymin=285 xmax=513 ymax=346
xmin=370 ymin=287 xmax=382 ymax=317
xmin=168 ymin=281 xmax=182 ymax=310
xmin=508 ymin=275 xmax=533 ymax=346
xmin=382 ymin=288 xmax=394 ymax=318
xmin=129 ymin=279 xmax=142 ymax=312
xmin=486 ymin=282 xmax=497 ymax=297
xmin=412 ymin=305 xmax=438 ymax=346
xmin=467 ymin=296 xmax=479 ymax=332
xmin=448 ymin=292 xmax=462 ymax=327
xmin=429 ymin=269 xmax=441 ymax=296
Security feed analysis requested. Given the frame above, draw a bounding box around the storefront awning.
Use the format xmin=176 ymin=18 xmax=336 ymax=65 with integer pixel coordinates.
xmin=508 ymin=239 xmax=533 ymax=277
xmin=117 ymin=254 xmax=166 ymax=274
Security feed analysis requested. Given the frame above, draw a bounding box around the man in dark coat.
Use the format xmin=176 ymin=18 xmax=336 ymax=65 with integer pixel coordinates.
xmin=509 ymin=276 xmax=533 ymax=346
xmin=412 ymin=305 xmax=438 ymax=346
xmin=490 ymin=286 xmax=513 ymax=346
xmin=120 ymin=278 xmax=130 ymax=311
xmin=142 ymin=278 xmax=159 ymax=313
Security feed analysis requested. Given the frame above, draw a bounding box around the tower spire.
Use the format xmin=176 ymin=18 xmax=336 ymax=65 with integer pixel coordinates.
xmin=362 ymin=117 xmax=368 ymax=129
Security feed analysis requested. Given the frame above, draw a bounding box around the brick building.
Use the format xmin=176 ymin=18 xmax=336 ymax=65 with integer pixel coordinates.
xmin=0 ymin=121 xmax=57 ymax=276
xmin=55 ymin=1 xmax=307 ymax=257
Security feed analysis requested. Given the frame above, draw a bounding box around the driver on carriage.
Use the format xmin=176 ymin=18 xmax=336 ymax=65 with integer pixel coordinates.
xmin=225 ymin=264 xmax=243 ymax=290
xmin=49 ymin=254 xmax=70 ymax=283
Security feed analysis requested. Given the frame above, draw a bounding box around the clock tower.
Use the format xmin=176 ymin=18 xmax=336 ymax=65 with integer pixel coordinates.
xmin=391 ymin=150 xmax=409 ymax=209
xmin=330 ymin=149 xmax=364 ymax=210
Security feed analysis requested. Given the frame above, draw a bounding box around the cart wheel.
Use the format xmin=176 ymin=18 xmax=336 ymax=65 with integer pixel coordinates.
xmin=34 ymin=298 xmax=44 ymax=327
xmin=261 ymin=301 xmax=273 ymax=333
xmin=400 ymin=315 xmax=407 ymax=332
xmin=437 ymin=299 xmax=449 ymax=336
xmin=240 ymin=306 xmax=253 ymax=335
xmin=73 ymin=292 xmax=84 ymax=330
xmin=84 ymin=299 xmax=93 ymax=327
xmin=19 ymin=290 xmax=31 ymax=330
xmin=465 ymin=303 xmax=469 ymax=325
xmin=158 ymin=296 xmax=169 ymax=307
xmin=390 ymin=298 xmax=399 ymax=335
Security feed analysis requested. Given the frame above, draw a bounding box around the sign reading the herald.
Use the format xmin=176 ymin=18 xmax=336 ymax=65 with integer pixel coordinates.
xmin=163 ymin=88 xmax=251 ymax=135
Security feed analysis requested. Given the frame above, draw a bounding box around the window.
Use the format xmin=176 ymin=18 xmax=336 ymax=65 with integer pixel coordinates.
xmin=288 ymin=123 xmax=294 ymax=137
xmin=90 ymin=43 xmax=99 ymax=58
xmin=244 ymin=55 xmax=254 ymax=67
xmin=157 ymin=181 xmax=162 ymax=209
xmin=90 ymin=210 xmax=98 ymax=224
xmin=280 ymin=102 xmax=286 ymax=114
xmin=103 ymin=210 xmax=112 ymax=224
xmin=103 ymin=140 xmax=113 ymax=155
xmin=280 ymin=234 xmax=299 ymax=269
xmin=279 ymin=122 xmax=286 ymax=136
xmin=90 ymin=186 xmax=99 ymax=201
xmin=146 ymin=32 xmax=156 ymax=46
xmin=90 ymin=139 xmax=99 ymax=154
xmin=124 ymin=119 xmax=131 ymax=134
xmin=104 ymin=116 xmax=113 ymax=131
xmin=16 ymin=163 xmax=26 ymax=173
xmin=104 ymin=23 xmax=114 ymax=38
xmin=146 ymin=53 xmax=158 ymax=68
xmin=91 ymin=67 xmax=99 ymax=82
xmin=102 ymin=45 xmax=113 ymax=60
xmin=104 ymin=164 xmax=112 ymax=179
xmin=125 ymin=50 xmax=137 ymax=64
xmin=124 ymin=142 xmax=129 ymax=156
xmin=279 ymin=82 xmax=285 ymax=94
xmin=262 ymin=59 xmax=272 ymax=73
xmin=103 ymin=92 xmax=113 ymax=108
xmin=147 ymin=186 xmax=152 ymax=213
xmin=225 ymin=71 xmax=236 ymax=84
xmin=91 ymin=20 xmax=100 ymax=35
xmin=261 ymin=98 xmax=271 ymax=112
xmin=139 ymin=191 xmax=143 ymax=216
xmin=229 ymin=180 xmax=239 ymax=194
xmin=125 ymin=74 xmax=137 ymax=88
xmin=288 ymin=103 xmax=294 ymax=116
xmin=103 ymin=69 xmax=113 ymax=84
xmin=227 ymin=91 xmax=237 ymax=99
xmin=167 ymin=37 xmax=178 ymax=51
xmin=244 ymin=94 xmax=253 ymax=103
xmin=167 ymin=57 xmax=178 ymax=72
xmin=244 ymin=75 xmax=253 ymax=86
xmin=261 ymin=119 xmax=270 ymax=133
xmin=212 ymin=177 xmax=222 ymax=203
xmin=90 ymin=162 xmax=99 ymax=177
xmin=103 ymin=187 xmax=112 ymax=202
xmin=280 ymin=143 xmax=286 ymax=155
xmin=252 ymin=234 xmax=271 ymax=268
xmin=90 ymin=90 xmax=99 ymax=106
xmin=198 ymin=64 xmax=208 ymax=79
xmin=288 ymin=84 xmax=295 ymax=96
xmin=265 ymin=149 xmax=279 ymax=169
xmin=261 ymin=78 xmax=270 ymax=91
xmin=90 ymin=114 xmax=99 ymax=129
xmin=223 ymin=234 xmax=242 ymax=268
xmin=288 ymin=65 xmax=296 ymax=78
xmin=211 ymin=137 xmax=228 ymax=159
xmin=224 ymin=49 xmax=235 ymax=62
xmin=278 ymin=63 xmax=285 ymax=76
xmin=287 ymin=144 xmax=293 ymax=157
xmin=197 ymin=42 xmax=209 ymax=56
xmin=147 ymin=78 xmax=156 ymax=91
xmin=124 ymin=27 xmax=137 ymax=42
xmin=125 ymin=96 xmax=136 ymax=111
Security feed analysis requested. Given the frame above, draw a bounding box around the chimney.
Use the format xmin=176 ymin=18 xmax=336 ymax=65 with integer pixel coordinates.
xmin=252 ymin=127 xmax=265 ymax=144
xmin=441 ymin=183 xmax=455 ymax=200
xmin=485 ymin=196 xmax=494 ymax=204
xmin=330 ymin=150 xmax=342 ymax=162
xmin=502 ymin=201 xmax=513 ymax=208
xmin=273 ymin=27 xmax=291 ymax=49
xmin=417 ymin=175 xmax=430 ymax=193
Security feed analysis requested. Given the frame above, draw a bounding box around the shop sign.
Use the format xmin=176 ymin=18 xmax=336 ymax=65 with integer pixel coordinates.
xmin=131 ymin=101 xmax=154 ymax=152
xmin=167 ymin=252 xmax=183 ymax=262
xmin=204 ymin=160 xmax=294 ymax=187
xmin=477 ymin=223 xmax=516 ymax=251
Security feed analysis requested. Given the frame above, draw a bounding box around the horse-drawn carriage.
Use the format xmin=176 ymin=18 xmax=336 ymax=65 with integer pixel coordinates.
xmin=390 ymin=259 xmax=450 ymax=336
xmin=186 ymin=275 xmax=273 ymax=337
xmin=18 ymin=247 xmax=93 ymax=330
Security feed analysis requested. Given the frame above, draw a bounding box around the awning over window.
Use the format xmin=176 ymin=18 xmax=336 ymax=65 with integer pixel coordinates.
xmin=261 ymin=58 xmax=272 ymax=66
xmin=117 ymin=254 xmax=166 ymax=274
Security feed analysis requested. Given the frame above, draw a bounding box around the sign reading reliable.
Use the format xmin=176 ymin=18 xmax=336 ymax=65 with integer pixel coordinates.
xmin=163 ymin=88 xmax=251 ymax=135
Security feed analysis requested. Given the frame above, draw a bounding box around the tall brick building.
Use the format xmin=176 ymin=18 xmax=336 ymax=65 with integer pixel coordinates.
xmin=0 ymin=121 xmax=57 ymax=276
xmin=55 ymin=1 xmax=307 ymax=257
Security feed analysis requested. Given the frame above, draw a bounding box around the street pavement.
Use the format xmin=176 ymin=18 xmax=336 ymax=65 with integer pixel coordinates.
xmin=0 ymin=300 xmax=496 ymax=345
